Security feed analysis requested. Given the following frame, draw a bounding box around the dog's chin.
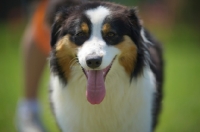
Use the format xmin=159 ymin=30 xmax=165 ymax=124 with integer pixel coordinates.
xmin=81 ymin=59 xmax=114 ymax=105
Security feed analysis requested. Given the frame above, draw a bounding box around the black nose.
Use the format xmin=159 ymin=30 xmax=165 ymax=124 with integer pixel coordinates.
xmin=86 ymin=55 xmax=102 ymax=69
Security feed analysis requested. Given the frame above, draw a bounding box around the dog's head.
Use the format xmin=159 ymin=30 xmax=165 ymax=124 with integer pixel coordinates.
xmin=50 ymin=2 xmax=149 ymax=104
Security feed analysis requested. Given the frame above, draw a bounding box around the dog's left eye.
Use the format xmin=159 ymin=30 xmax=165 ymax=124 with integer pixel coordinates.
xmin=106 ymin=32 xmax=116 ymax=38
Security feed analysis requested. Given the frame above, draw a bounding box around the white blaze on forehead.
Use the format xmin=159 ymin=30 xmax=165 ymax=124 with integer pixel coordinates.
xmin=86 ymin=6 xmax=110 ymax=37
xmin=86 ymin=6 xmax=110 ymax=25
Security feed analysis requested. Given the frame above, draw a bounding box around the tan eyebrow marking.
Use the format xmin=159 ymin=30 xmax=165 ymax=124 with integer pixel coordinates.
xmin=81 ymin=22 xmax=89 ymax=33
xmin=102 ymin=23 xmax=111 ymax=35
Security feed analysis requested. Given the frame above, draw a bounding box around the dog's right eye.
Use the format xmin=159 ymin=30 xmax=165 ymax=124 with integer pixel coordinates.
xmin=76 ymin=32 xmax=84 ymax=36
xmin=72 ymin=31 xmax=89 ymax=46
xmin=75 ymin=32 xmax=87 ymax=37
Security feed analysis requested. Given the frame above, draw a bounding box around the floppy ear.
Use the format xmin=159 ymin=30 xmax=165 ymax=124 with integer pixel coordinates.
xmin=50 ymin=10 xmax=69 ymax=48
xmin=127 ymin=7 xmax=143 ymax=46
xmin=128 ymin=7 xmax=142 ymax=28
xmin=128 ymin=7 xmax=149 ymax=78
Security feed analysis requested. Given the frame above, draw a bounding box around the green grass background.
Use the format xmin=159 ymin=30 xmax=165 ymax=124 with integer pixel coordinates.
xmin=0 ymin=13 xmax=200 ymax=132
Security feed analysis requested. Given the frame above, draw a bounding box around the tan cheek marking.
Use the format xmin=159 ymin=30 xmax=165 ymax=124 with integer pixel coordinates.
xmin=102 ymin=23 xmax=111 ymax=35
xmin=56 ymin=35 xmax=78 ymax=80
xmin=115 ymin=35 xmax=137 ymax=75
xmin=81 ymin=22 xmax=89 ymax=33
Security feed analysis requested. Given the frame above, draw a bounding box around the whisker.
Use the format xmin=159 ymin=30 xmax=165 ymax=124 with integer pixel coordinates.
xmin=69 ymin=57 xmax=77 ymax=64
xmin=70 ymin=60 xmax=78 ymax=68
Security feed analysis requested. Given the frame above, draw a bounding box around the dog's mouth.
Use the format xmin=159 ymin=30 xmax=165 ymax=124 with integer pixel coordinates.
xmin=82 ymin=58 xmax=115 ymax=105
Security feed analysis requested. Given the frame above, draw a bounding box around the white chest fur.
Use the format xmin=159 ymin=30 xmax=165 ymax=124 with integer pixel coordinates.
xmin=50 ymin=63 xmax=155 ymax=132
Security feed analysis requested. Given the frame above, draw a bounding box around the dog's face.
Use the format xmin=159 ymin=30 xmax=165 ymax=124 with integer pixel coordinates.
xmin=50 ymin=2 xmax=148 ymax=104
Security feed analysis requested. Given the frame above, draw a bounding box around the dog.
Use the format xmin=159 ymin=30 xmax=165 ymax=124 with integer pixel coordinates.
xmin=49 ymin=1 xmax=164 ymax=132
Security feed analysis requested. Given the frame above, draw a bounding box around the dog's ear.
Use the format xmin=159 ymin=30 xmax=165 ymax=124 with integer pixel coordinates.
xmin=50 ymin=7 xmax=75 ymax=47
xmin=50 ymin=9 xmax=69 ymax=48
xmin=127 ymin=7 xmax=143 ymax=47
xmin=128 ymin=7 xmax=142 ymax=30
xmin=127 ymin=7 xmax=148 ymax=78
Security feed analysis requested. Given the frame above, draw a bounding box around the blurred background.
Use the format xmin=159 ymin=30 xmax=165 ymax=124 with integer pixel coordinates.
xmin=0 ymin=0 xmax=200 ymax=131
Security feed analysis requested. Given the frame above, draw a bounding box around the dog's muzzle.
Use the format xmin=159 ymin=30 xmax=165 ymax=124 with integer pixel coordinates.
xmin=81 ymin=55 xmax=114 ymax=105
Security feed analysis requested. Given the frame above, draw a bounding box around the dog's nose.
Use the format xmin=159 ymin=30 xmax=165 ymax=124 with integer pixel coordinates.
xmin=86 ymin=55 xmax=102 ymax=69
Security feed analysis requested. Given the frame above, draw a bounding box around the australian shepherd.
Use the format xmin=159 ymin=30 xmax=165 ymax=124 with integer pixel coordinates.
xmin=49 ymin=1 xmax=164 ymax=132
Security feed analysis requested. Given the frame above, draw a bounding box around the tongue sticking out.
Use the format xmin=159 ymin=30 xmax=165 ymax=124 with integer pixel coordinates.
xmin=86 ymin=70 xmax=105 ymax=104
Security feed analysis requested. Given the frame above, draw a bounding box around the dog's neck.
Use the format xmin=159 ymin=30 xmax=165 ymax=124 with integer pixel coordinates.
xmin=50 ymin=62 xmax=155 ymax=132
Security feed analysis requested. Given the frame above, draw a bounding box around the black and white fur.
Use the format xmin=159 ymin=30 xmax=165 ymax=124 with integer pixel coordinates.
xmin=49 ymin=1 xmax=164 ymax=132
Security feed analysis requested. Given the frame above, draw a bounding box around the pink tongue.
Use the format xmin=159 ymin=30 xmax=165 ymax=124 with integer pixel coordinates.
xmin=86 ymin=70 xmax=105 ymax=104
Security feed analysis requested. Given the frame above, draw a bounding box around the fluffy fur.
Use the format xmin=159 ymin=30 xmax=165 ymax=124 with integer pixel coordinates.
xmin=49 ymin=1 xmax=164 ymax=132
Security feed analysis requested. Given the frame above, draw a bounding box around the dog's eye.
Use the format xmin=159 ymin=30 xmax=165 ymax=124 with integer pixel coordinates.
xmin=72 ymin=31 xmax=89 ymax=46
xmin=106 ymin=32 xmax=116 ymax=38
xmin=76 ymin=32 xmax=86 ymax=37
